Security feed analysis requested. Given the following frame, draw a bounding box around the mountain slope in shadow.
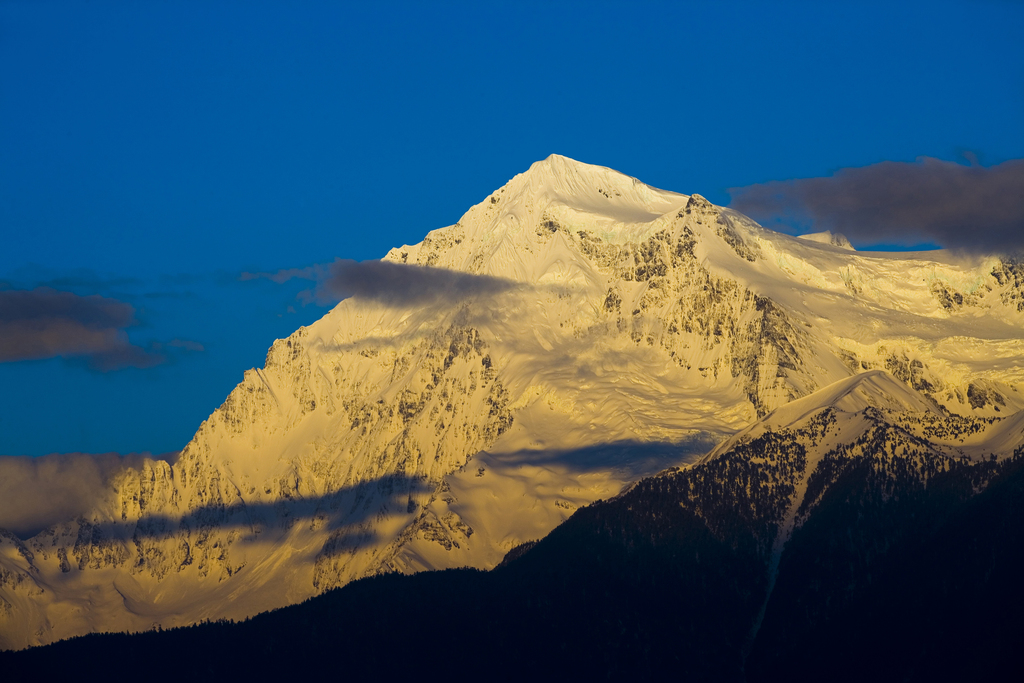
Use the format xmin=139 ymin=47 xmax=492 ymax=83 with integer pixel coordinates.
xmin=6 ymin=403 xmax=1024 ymax=680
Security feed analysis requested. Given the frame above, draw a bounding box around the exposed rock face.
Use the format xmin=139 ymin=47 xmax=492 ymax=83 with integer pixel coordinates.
xmin=10 ymin=373 xmax=1024 ymax=679
xmin=3 ymin=154 xmax=1023 ymax=650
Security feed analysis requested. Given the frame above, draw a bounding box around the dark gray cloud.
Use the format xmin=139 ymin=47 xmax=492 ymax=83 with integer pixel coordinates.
xmin=729 ymin=157 xmax=1024 ymax=254
xmin=0 ymin=452 xmax=177 ymax=538
xmin=0 ymin=288 xmax=165 ymax=370
xmin=320 ymin=259 xmax=517 ymax=305
xmin=244 ymin=259 xmax=518 ymax=306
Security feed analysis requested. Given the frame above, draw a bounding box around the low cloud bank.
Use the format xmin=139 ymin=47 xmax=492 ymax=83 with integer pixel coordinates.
xmin=0 ymin=288 xmax=165 ymax=370
xmin=243 ymin=259 xmax=518 ymax=306
xmin=0 ymin=451 xmax=177 ymax=538
xmin=729 ymin=157 xmax=1024 ymax=254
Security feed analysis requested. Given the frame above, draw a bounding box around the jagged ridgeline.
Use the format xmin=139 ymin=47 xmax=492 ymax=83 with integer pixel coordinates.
xmin=2 ymin=154 xmax=1024 ymax=650
xmin=7 ymin=405 xmax=1024 ymax=680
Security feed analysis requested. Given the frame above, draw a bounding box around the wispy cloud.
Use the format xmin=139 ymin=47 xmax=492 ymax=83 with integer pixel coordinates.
xmin=729 ymin=157 xmax=1024 ymax=253
xmin=4 ymin=265 xmax=144 ymax=293
xmin=0 ymin=452 xmax=177 ymax=537
xmin=166 ymin=338 xmax=205 ymax=352
xmin=0 ymin=288 xmax=165 ymax=370
xmin=243 ymin=259 xmax=518 ymax=306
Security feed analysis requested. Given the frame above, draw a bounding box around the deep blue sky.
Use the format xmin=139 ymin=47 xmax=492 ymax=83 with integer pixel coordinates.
xmin=2 ymin=0 xmax=1023 ymax=455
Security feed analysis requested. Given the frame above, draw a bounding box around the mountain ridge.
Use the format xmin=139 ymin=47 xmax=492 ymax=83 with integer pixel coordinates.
xmin=2 ymin=155 xmax=1023 ymax=650
xmin=8 ymin=384 xmax=1023 ymax=680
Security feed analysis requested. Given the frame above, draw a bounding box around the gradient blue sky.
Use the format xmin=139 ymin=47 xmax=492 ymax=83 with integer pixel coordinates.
xmin=2 ymin=0 xmax=1023 ymax=455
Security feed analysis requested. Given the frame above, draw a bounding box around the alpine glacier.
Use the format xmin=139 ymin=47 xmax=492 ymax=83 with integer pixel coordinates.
xmin=2 ymin=154 xmax=1023 ymax=649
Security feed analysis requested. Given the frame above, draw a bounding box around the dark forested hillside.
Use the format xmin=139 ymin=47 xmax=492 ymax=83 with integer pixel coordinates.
xmin=747 ymin=448 xmax=1024 ymax=681
xmin=5 ymin=425 xmax=1024 ymax=681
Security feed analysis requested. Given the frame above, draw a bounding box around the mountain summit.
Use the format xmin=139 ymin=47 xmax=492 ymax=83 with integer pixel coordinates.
xmin=2 ymin=156 xmax=1023 ymax=649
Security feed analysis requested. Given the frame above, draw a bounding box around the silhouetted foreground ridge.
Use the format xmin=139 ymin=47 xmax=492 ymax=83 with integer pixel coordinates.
xmin=7 ymin=428 xmax=1024 ymax=681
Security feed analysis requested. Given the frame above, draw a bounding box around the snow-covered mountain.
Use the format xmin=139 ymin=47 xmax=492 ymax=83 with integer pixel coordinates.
xmin=3 ymin=154 xmax=1023 ymax=649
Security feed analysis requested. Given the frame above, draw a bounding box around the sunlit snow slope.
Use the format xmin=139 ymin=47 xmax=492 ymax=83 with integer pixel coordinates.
xmin=3 ymin=154 xmax=1024 ymax=649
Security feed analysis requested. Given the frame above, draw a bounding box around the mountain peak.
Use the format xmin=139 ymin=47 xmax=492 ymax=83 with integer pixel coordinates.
xmin=518 ymin=153 xmax=643 ymax=190
xmin=527 ymin=152 xmax=610 ymax=175
xmin=492 ymin=154 xmax=686 ymax=227
xmin=685 ymin=193 xmax=714 ymax=212
xmin=768 ymin=370 xmax=945 ymax=425
xmin=704 ymin=370 xmax=948 ymax=461
xmin=6 ymin=156 xmax=1024 ymax=651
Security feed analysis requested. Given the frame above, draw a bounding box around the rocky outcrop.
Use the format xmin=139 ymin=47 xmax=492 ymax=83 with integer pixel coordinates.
xmin=3 ymin=155 xmax=1022 ymax=650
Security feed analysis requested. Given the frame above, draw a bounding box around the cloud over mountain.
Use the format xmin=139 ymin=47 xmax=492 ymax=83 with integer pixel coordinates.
xmin=0 ymin=452 xmax=177 ymax=538
xmin=243 ymin=259 xmax=518 ymax=306
xmin=729 ymin=157 xmax=1024 ymax=253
